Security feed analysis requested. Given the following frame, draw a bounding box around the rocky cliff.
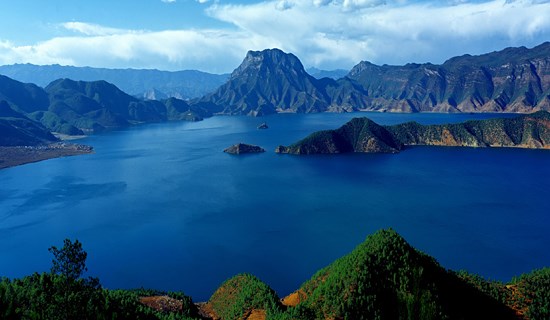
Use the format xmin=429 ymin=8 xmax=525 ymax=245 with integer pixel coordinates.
xmin=341 ymin=42 xmax=550 ymax=113
xmin=198 ymin=43 xmax=550 ymax=115
xmin=196 ymin=49 xmax=333 ymax=116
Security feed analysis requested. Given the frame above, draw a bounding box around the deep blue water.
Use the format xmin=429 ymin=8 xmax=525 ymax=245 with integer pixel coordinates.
xmin=1 ymin=112 xmax=549 ymax=301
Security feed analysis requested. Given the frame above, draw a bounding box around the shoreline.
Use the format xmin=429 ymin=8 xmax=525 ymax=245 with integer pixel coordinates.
xmin=0 ymin=142 xmax=94 ymax=170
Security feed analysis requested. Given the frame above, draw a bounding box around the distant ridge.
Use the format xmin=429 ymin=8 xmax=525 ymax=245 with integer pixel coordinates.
xmin=306 ymin=67 xmax=348 ymax=80
xmin=0 ymin=64 xmax=229 ymax=100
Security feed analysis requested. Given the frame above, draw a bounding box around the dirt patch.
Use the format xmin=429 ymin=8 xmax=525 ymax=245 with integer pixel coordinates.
xmin=139 ymin=296 xmax=183 ymax=313
xmin=196 ymin=303 xmax=266 ymax=320
xmin=441 ymin=128 xmax=459 ymax=146
xmin=196 ymin=302 xmax=216 ymax=319
xmin=245 ymin=309 xmax=266 ymax=320
xmin=505 ymin=284 xmax=529 ymax=319
xmin=281 ymin=290 xmax=307 ymax=307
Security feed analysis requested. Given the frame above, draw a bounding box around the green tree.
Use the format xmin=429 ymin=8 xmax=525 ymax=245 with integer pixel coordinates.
xmin=48 ymin=239 xmax=103 ymax=320
xmin=49 ymin=239 xmax=88 ymax=281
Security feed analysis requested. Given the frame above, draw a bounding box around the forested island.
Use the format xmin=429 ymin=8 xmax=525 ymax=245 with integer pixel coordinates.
xmin=276 ymin=111 xmax=550 ymax=154
xmin=1 ymin=229 xmax=548 ymax=319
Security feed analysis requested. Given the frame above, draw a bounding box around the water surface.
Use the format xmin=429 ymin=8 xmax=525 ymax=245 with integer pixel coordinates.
xmin=1 ymin=112 xmax=549 ymax=301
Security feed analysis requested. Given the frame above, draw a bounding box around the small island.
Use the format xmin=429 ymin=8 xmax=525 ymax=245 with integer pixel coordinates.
xmin=257 ymin=122 xmax=269 ymax=129
xmin=276 ymin=111 xmax=550 ymax=155
xmin=223 ymin=143 xmax=265 ymax=155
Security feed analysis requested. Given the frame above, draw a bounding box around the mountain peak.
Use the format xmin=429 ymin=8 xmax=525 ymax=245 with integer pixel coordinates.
xmin=347 ymin=60 xmax=379 ymax=78
xmin=200 ymin=48 xmax=329 ymax=115
xmin=230 ymin=48 xmax=307 ymax=79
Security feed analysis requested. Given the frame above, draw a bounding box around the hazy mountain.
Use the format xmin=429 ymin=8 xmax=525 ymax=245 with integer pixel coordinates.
xmin=306 ymin=67 xmax=349 ymax=80
xmin=277 ymin=111 xmax=550 ymax=154
xmin=0 ymin=64 xmax=229 ymax=100
xmin=196 ymin=48 xmax=334 ymax=116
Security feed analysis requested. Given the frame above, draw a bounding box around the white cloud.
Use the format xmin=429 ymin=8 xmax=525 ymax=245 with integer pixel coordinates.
xmin=0 ymin=23 xmax=272 ymax=73
xmin=1 ymin=0 xmax=550 ymax=73
xmin=207 ymin=0 xmax=550 ymax=69
xmin=196 ymin=0 xmax=209 ymax=3
xmin=275 ymin=0 xmax=294 ymax=10
xmin=61 ymin=22 xmax=133 ymax=36
xmin=342 ymin=0 xmax=386 ymax=10
xmin=161 ymin=0 xmax=176 ymax=3
xmin=313 ymin=0 xmax=334 ymax=6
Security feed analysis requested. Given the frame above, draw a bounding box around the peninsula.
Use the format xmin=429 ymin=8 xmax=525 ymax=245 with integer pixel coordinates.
xmin=276 ymin=111 xmax=550 ymax=154
xmin=0 ymin=100 xmax=93 ymax=169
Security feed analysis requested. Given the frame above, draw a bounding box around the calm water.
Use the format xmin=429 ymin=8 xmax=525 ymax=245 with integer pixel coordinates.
xmin=1 ymin=112 xmax=549 ymax=301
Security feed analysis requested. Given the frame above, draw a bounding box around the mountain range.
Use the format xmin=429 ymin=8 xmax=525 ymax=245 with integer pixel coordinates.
xmin=199 ymin=43 xmax=550 ymax=115
xmin=0 ymin=74 xmax=211 ymax=141
xmin=306 ymin=67 xmax=348 ymax=80
xmin=2 ymin=42 xmax=550 ymax=149
xmin=0 ymin=64 xmax=229 ymax=100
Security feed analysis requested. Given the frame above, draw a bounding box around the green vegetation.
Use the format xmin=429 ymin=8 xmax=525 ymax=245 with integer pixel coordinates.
xmin=0 ymin=100 xmax=60 ymax=146
xmin=1 ymin=231 xmax=549 ymax=319
xmin=278 ymin=117 xmax=403 ymax=154
xmin=283 ymin=228 xmax=518 ymax=319
xmin=279 ymin=111 xmax=550 ymax=154
xmin=207 ymin=274 xmax=281 ymax=319
xmin=0 ymin=239 xmax=199 ymax=320
xmin=512 ymin=268 xmax=550 ymax=320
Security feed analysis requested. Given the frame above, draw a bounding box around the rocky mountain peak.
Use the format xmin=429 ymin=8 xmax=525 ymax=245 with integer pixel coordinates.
xmin=230 ymin=48 xmax=308 ymax=80
xmin=347 ymin=61 xmax=379 ymax=78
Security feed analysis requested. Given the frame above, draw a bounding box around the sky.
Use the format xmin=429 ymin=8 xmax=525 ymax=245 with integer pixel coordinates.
xmin=0 ymin=0 xmax=549 ymax=74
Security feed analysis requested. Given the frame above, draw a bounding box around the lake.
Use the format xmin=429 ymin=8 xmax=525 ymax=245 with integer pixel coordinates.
xmin=1 ymin=112 xmax=549 ymax=301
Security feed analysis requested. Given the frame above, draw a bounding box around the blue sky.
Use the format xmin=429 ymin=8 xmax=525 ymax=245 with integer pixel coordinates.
xmin=1 ymin=0 xmax=549 ymax=73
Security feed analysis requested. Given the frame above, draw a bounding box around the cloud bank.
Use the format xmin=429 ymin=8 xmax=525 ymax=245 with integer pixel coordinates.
xmin=0 ymin=0 xmax=549 ymax=73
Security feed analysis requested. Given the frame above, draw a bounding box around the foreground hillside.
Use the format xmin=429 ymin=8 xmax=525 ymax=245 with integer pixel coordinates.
xmin=1 ymin=230 xmax=548 ymax=319
xmin=277 ymin=111 xmax=550 ymax=154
